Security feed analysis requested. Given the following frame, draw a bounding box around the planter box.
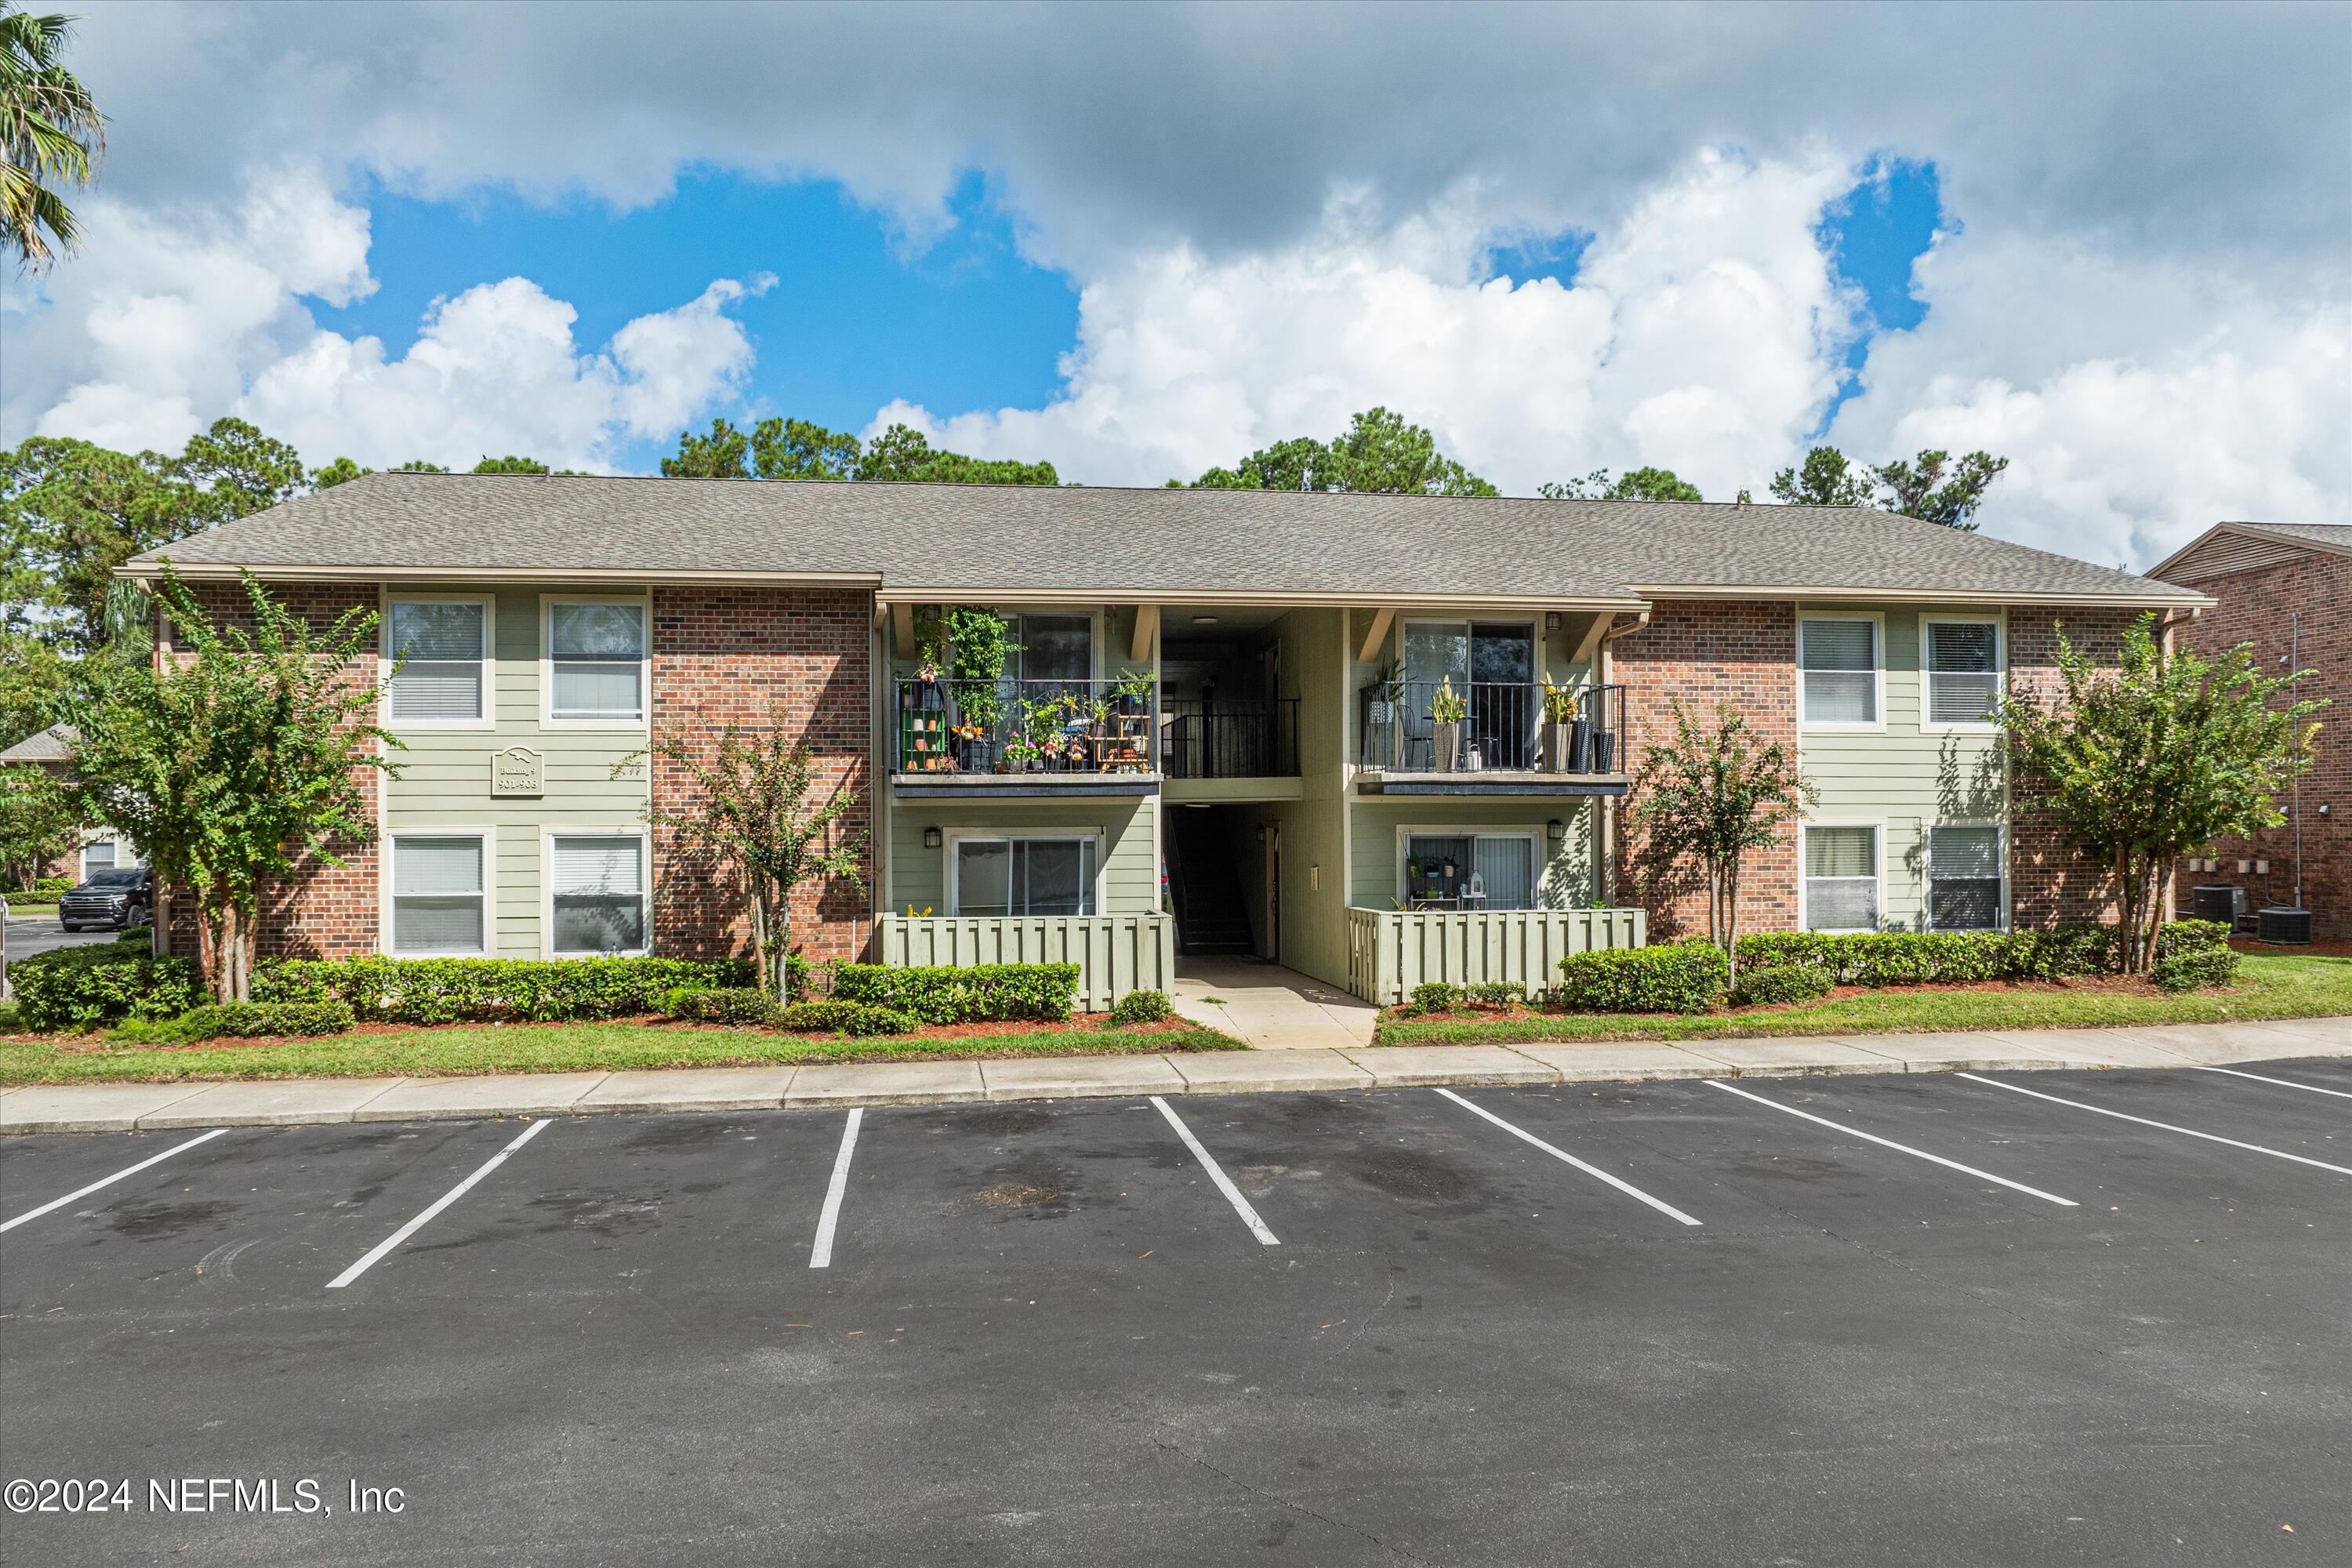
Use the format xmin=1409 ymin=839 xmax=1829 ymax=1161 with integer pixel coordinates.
xmin=1432 ymin=719 xmax=1464 ymax=773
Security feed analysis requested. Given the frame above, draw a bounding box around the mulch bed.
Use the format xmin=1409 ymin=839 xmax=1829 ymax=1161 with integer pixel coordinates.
xmin=2231 ymin=935 xmax=2350 ymax=958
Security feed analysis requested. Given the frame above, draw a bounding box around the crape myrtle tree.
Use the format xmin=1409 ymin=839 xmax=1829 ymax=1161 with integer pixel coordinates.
xmin=1631 ymin=703 xmax=1817 ymax=981
xmin=0 ymin=760 xmax=77 ymax=891
xmin=2002 ymin=615 xmax=2323 ymax=974
xmin=626 ymin=709 xmax=867 ymax=996
xmin=66 ymin=570 xmax=399 ymax=1001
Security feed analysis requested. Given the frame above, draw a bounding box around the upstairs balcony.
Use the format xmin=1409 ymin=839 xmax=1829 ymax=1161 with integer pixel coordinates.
xmin=1163 ymin=699 xmax=1301 ymax=780
xmin=1357 ymin=681 xmax=1630 ymax=796
xmin=894 ymin=675 xmax=1161 ymax=797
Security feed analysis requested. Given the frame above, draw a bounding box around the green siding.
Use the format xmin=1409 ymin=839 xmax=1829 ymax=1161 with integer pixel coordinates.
xmin=1798 ymin=604 xmax=2009 ymax=931
xmin=886 ymin=797 xmax=1158 ymax=917
xmin=383 ymin=586 xmax=652 ymax=957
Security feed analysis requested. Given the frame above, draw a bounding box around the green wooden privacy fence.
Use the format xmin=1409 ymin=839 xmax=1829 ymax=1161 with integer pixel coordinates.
xmin=877 ymin=913 xmax=1176 ymax=1013
xmin=1345 ymin=906 xmax=1646 ymax=1004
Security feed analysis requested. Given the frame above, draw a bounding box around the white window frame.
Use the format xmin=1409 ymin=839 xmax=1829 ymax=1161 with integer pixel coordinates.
xmin=383 ymin=828 xmax=494 ymax=957
xmin=998 ymin=608 xmax=1104 ymax=684
xmin=945 ymin=831 xmax=1106 ymax=917
xmin=1798 ymin=611 xmax=1886 ymax=731
xmin=1394 ymin=824 xmax=1549 ymax=910
xmin=542 ymin=828 xmax=652 ymax=958
xmin=1920 ymin=615 xmax=2005 ymax=732
xmin=1798 ymin=821 xmax=1884 ymax=934
xmin=1926 ymin=820 xmax=2009 ymax=932
xmin=382 ymin=592 xmax=494 ymax=730
xmin=541 ymin=592 xmax=652 ymax=729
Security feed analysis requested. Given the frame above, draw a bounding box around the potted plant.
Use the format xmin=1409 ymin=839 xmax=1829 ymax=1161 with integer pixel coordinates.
xmin=1540 ymin=677 xmax=1582 ymax=772
xmin=1112 ymin=666 xmax=1154 ymax=717
xmin=1428 ymin=677 xmax=1467 ymax=773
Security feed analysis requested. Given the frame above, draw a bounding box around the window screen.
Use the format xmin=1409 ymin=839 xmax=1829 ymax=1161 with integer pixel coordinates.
xmin=1801 ymin=619 xmax=1877 ymax=724
xmin=1927 ymin=622 xmax=2002 ymax=724
xmin=393 ymin=836 xmax=485 ymax=953
xmin=387 ymin=601 xmax=485 ymax=720
xmin=552 ymin=835 xmax=646 ymax=953
xmin=1805 ymin=826 xmax=1878 ymax=931
xmin=954 ymin=838 xmax=1095 ymax=916
xmin=550 ymin=602 xmax=645 ymax=719
xmin=1929 ymin=826 xmax=2003 ymax=930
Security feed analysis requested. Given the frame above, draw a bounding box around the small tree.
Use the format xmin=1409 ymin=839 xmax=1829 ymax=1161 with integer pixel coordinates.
xmin=627 ymin=710 xmax=866 ymax=996
xmin=1632 ymin=704 xmax=1817 ymax=980
xmin=0 ymin=760 xmax=78 ymax=891
xmin=65 ymin=569 xmax=397 ymax=1000
xmin=2002 ymin=615 xmax=2322 ymax=973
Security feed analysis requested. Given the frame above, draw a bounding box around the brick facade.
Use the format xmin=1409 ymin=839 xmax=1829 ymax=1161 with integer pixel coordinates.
xmin=159 ymin=579 xmax=383 ymax=960
xmin=2167 ymin=552 xmax=2347 ymax=935
xmin=1607 ymin=599 xmax=1801 ymax=941
xmin=2004 ymin=607 xmax=2138 ymax=930
xmin=649 ymin=586 xmax=874 ymax=964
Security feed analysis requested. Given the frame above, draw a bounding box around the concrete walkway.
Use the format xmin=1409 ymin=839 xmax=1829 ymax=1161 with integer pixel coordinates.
xmin=2 ymin=1017 xmax=2344 ymax=1136
xmin=1169 ymin=956 xmax=1380 ymax=1048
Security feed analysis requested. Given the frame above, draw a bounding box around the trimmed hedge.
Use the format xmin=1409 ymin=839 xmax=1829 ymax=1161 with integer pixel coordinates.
xmin=1109 ymin=988 xmax=1174 ymax=1025
xmin=255 ymin=956 xmax=756 ymax=1025
xmin=1555 ymin=942 xmax=1729 ymax=1014
xmin=1730 ymin=964 xmax=1835 ymax=1009
xmin=666 ymin=986 xmax=782 ymax=1026
xmin=1408 ymin=981 xmax=1465 ymax=1014
xmin=776 ymin=1000 xmax=920 ymax=1036
xmin=2153 ymin=946 xmax=2240 ymax=993
xmin=112 ymin=1000 xmax=356 ymax=1044
xmin=1735 ymin=927 xmax=2110 ymax=985
xmin=10 ymin=942 xmax=205 ymax=1032
xmin=829 ymin=962 xmax=1079 ymax=1024
xmin=1465 ymin=982 xmax=1523 ymax=1011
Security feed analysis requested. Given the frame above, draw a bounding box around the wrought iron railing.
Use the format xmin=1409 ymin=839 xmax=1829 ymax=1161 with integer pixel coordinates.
xmin=1163 ymin=699 xmax=1300 ymax=779
xmin=895 ymin=676 xmax=1159 ymax=776
xmin=1359 ymin=681 xmax=1627 ymax=775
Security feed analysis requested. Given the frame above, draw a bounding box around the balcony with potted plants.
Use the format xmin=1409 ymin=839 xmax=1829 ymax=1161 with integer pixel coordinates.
xmin=894 ymin=666 xmax=1162 ymax=797
xmin=1356 ymin=674 xmax=1628 ymax=795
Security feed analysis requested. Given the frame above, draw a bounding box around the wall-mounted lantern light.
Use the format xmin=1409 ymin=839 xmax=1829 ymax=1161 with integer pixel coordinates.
xmin=923 ymin=826 xmax=943 ymax=850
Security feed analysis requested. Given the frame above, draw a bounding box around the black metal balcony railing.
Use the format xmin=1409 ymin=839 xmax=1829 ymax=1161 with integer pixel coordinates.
xmin=1359 ymin=681 xmax=1627 ymax=775
xmin=895 ymin=676 xmax=1159 ymax=776
xmin=1162 ymin=699 xmax=1300 ymax=779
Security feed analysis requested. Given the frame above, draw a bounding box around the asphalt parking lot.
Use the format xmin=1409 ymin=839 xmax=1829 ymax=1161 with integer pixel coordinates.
xmin=2 ymin=1059 xmax=2346 ymax=1566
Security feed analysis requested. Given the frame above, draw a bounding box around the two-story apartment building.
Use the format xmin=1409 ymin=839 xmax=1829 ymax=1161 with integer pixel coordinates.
xmin=124 ymin=474 xmax=2205 ymax=1006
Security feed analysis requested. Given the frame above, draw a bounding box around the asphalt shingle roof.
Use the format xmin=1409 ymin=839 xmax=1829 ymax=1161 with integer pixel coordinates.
xmin=129 ymin=472 xmax=2201 ymax=605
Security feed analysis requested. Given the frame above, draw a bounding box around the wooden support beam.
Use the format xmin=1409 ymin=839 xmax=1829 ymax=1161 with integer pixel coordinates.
xmin=1131 ymin=603 xmax=1159 ymax=664
xmin=891 ymin=601 xmax=916 ymax=661
xmin=1357 ymin=606 xmax=1395 ymax=665
xmin=1569 ymin=612 xmax=1612 ymax=668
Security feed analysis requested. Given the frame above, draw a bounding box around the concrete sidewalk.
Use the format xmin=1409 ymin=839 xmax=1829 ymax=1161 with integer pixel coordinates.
xmin=4 ymin=1016 xmax=2346 ymax=1136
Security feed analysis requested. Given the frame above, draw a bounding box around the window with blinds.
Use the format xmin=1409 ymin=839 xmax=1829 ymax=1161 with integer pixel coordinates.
xmin=551 ymin=835 xmax=646 ymax=954
xmin=1403 ymin=833 xmax=1540 ymax=909
xmin=953 ymin=837 xmax=1094 ymax=916
xmin=550 ymin=602 xmax=646 ymax=720
xmin=392 ymin=836 xmax=485 ymax=953
xmin=387 ymin=601 xmax=486 ymax=721
xmin=1926 ymin=621 xmax=2002 ymax=724
xmin=1804 ymin=826 xmax=1878 ymax=931
xmin=1929 ymin=825 xmax=2003 ymax=930
xmin=1800 ymin=619 xmax=1877 ymax=724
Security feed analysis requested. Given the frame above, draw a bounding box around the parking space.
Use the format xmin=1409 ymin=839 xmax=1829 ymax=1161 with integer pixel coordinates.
xmin=2 ymin=1059 xmax=2345 ymax=1566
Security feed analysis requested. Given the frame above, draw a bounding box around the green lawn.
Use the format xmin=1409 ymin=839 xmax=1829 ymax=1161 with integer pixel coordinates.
xmin=1374 ymin=952 xmax=2352 ymax=1046
xmin=0 ymin=1020 xmax=1244 ymax=1087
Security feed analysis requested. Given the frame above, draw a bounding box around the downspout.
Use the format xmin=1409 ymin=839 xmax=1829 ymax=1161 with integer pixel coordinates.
xmin=1594 ymin=611 xmax=1651 ymax=906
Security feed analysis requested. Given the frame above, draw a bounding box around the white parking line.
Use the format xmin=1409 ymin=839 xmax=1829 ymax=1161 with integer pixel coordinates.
xmin=1434 ymin=1087 xmax=1703 ymax=1227
xmin=1150 ymin=1096 xmax=1279 ymax=1246
xmin=808 ymin=1108 xmax=863 ymax=1269
xmin=1704 ymin=1080 xmax=2077 ymax=1207
xmin=326 ymin=1120 xmax=550 ymax=1289
xmin=1957 ymin=1073 xmax=2352 ymax=1176
xmin=2192 ymin=1065 xmax=2352 ymax=1102
xmin=0 ymin=1128 xmax=230 ymax=1235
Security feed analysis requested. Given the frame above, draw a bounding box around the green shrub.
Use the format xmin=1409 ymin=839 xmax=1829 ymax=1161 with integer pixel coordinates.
xmin=1735 ymin=927 xmax=2116 ymax=986
xmin=1555 ymin=942 xmax=1729 ymax=1014
xmin=2154 ymin=920 xmax=2232 ymax=959
xmin=111 ymin=1000 xmax=356 ymax=1044
xmin=829 ymin=963 xmax=1079 ymax=1024
xmin=1108 ymin=988 xmax=1174 ymax=1025
xmin=254 ymin=955 xmax=755 ymax=1025
xmin=775 ymin=1000 xmax=920 ymax=1036
xmin=666 ymin=986 xmax=782 ymax=1026
xmin=1408 ymin=981 xmax=1465 ymax=1014
xmin=2152 ymin=946 xmax=2240 ymax=993
xmin=1465 ymin=982 xmax=1523 ymax=1011
xmin=1729 ymin=964 xmax=1835 ymax=1008
xmin=10 ymin=942 xmax=205 ymax=1032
